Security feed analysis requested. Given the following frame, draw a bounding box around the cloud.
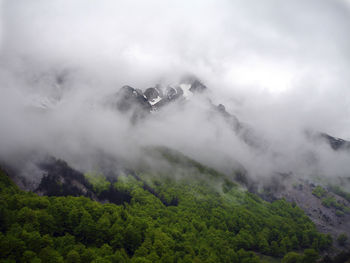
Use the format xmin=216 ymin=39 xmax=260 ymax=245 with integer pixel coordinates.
xmin=1 ymin=0 xmax=350 ymax=184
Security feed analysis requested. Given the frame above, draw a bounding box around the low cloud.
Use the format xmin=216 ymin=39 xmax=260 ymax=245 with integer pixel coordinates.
xmin=1 ymin=0 xmax=350 ymax=185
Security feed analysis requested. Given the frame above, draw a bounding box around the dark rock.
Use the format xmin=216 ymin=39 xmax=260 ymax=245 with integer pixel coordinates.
xmin=214 ymin=103 xmax=241 ymax=131
xmin=36 ymin=157 xmax=133 ymax=205
xmin=98 ymin=185 xmax=132 ymax=205
xmin=175 ymin=86 xmax=184 ymax=97
xmin=217 ymin=104 xmax=226 ymax=112
xmin=36 ymin=158 xmax=96 ymax=199
xmin=144 ymin=87 xmax=160 ymax=101
xmin=320 ymin=133 xmax=350 ymax=151
xmin=106 ymin=85 xmax=152 ymax=123
xmin=152 ymin=86 xmax=184 ymax=109
xmin=165 ymin=86 xmax=177 ymax=100
xmin=113 ymin=85 xmax=151 ymax=112
xmin=189 ymin=79 xmax=207 ymax=93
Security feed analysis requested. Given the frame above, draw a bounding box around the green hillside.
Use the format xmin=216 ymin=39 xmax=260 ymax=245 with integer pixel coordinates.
xmin=0 ymin=151 xmax=332 ymax=263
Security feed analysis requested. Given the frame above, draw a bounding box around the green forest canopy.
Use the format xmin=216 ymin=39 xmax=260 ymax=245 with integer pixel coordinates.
xmin=0 ymin=157 xmax=332 ymax=263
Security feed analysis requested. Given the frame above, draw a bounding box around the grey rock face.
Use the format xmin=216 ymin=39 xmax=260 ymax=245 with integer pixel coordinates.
xmin=113 ymin=85 xmax=151 ymax=112
xmin=144 ymin=87 xmax=160 ymax=101
xmin=320 ymin=133 xmax=350 ymax=151
xmin=189 ymin=79 xmax=207 ymax=93
xmin=106 ymin=85 xmax=152 ymax=123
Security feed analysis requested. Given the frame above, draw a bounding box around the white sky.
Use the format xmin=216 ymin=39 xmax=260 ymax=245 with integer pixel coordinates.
xmin=1 ymin=0 xmax=350 ymax=137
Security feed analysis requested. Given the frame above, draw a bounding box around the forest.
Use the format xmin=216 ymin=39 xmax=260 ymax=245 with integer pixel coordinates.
xmin=0 ymin=157 xmax=338 ymax=263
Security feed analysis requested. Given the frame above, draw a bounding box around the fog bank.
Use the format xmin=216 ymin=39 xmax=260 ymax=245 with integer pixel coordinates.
xmin=1 ymin=0 xmax=350 ymax=183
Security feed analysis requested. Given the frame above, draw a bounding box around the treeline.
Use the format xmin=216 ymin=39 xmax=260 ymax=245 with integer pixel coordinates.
xmin=0 ymin=166 xmax=333 ymax=263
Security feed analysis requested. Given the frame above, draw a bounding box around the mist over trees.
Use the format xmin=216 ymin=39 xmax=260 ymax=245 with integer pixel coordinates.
xmin=1 ymin=0 xmax=350 ymax=262
xmin=0 ymin=165 xmax=332 ymax=263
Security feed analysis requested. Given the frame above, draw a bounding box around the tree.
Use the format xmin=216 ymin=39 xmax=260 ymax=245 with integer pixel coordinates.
xmin=96 ymin=213 xmax=112 ymax=245
xmin=22 ymin=250 xmax=38 ymax=263
xmin=270 ymin=241 xmax=281 ymax=256
xmin=21 ymin=231 xmax=43 ymax=253
xmin=257 ymin=233 xmax=270 ymax=254
xmin=302 ymin=249 xmax=319 ymax=263
xmin=224 ymin=249 xmax=239 ymax=263
xmin=74 ymin=211 xmax=96 ymax=244
xmin=291 ymin=235 xmax=299 ymax=249
xmin=37 ymin=210 xmax=55 ymax=235
xmin=282 ymin=252 xmax=303 ymax=263
xmin=0 ymin=234 xmax=26 ymax=260
xmin=301 ymin=232 xmax=310 ymax=248
xmin=67 ymin=207 xmax=83 ymax=232
xmin=112 ymin=249 xmax=129 ymax=263
xmin=123 ymin=225 xmax=142 ymax=255
xmin=39 ymin=247 xmax=64 ymax=263
xmin=130 ymin=257 xmax=152 ymax=263
xmin=337 ymin=233 xmax=348 ymax=247
xmin=92 ymin=256 xmax=113 ymax=263
xmin=98 ymin=244 xmax=113 ymax=258
xmin=80 ymin=247 xmax=97 ymax=263
xmin=54 ymin=233 xmax=75 ymax=256
xmin=66 ymin=249 xmax=81 ymax=263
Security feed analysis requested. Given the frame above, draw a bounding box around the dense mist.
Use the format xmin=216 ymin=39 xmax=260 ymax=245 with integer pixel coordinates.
xmin=1 ymin=0 xmax=350 ymax=185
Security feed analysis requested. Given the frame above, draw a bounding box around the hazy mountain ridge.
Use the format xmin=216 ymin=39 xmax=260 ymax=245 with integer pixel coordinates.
xmin=2 ymin=79 xmax=350 ymax=262
xmin=2 ymin=0 xmax=350 ymax=261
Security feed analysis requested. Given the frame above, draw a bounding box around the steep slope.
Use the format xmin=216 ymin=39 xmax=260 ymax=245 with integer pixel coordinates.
xmin=0 ymin=150 xmax=339 ymax=263
xmin=259 ymin=177 xmax=350 ymax=251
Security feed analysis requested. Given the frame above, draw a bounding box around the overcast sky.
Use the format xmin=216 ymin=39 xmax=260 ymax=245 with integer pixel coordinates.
xmin=1 ymin=0 xmax=350 ymax=181
xmin=1 ymin=0 xmax=350 ymax=137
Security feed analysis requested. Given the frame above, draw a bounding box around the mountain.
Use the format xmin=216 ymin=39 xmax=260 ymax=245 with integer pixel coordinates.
xmin=1 ymin=79 xmax=350 ymax=262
